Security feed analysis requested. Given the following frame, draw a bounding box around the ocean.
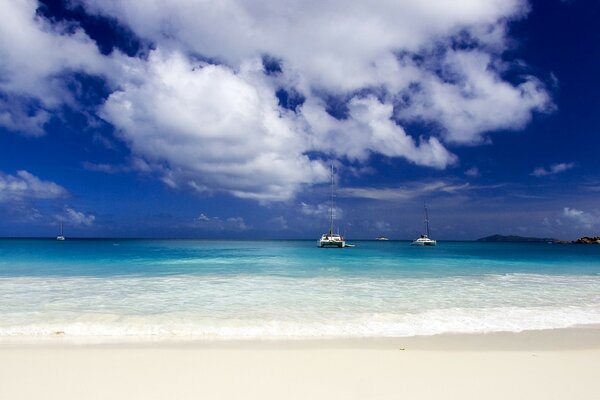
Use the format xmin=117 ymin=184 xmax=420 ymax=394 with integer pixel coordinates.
xmin=1 ymin=239 xmax=599 ymax=341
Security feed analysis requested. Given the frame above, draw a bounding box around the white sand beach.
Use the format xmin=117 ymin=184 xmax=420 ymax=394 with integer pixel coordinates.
xmin=1 ymin=328 xmax=600 ymax=400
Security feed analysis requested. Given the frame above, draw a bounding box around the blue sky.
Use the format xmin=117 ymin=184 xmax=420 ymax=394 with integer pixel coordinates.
xmin=1 ymin=0 xmax=599 ymax=239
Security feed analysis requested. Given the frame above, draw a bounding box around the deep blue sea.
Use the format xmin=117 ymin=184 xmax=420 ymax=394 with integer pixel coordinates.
xmin=1 ymin=239 xmax=599 ymax=341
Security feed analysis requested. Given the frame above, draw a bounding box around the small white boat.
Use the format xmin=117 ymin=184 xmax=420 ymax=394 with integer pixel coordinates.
xmin=412 ymin=205 xmax=436 ymax=246
xmin=411 ymin=235 xmax=436 ymax=246
xmin=318 ymin=232 xmax=346 ymax=248
xmin=318 ymin=165 xmax=352 ymax=248
xmin=376 ymin=236 xmax=389 ymax=241
xmin=56 ymin=221 xmax=65 ymax=241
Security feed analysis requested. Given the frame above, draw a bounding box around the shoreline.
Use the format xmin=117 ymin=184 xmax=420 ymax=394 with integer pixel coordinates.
xmin=2 ymin=325 xmax=600 ymax=350
xmin=2 ymin=327 xmax=600 ymax=400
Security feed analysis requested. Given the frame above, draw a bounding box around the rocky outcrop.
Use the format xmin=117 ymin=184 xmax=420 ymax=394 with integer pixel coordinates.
xmin=573 ymin=236 xmax=600 ymax=244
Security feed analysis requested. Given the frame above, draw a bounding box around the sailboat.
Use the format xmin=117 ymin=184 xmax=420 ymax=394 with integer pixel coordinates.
xmin=56 ymin=221 xmax=65 ymax=241
xmin=318 ymin=165 xmax=350 ymax=248
xmin=411 ymin=205 xmax=436 ymax=246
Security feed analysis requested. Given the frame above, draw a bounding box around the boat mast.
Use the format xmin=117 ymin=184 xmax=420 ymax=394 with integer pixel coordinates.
xmin=424 ymin=204 xmax=430 ymax=237
xmin=60 ymin=221 xmax=63 ymax=236
xmin=329 ymin=165 xmax=334 ymax=235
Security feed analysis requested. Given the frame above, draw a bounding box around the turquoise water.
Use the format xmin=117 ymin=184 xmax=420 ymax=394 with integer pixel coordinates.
xmin=1 ymin=239 xmax=599 ymax=340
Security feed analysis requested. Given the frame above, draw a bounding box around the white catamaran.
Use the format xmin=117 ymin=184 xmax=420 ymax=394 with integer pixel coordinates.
xmin=411 ymin=205 xmax=436 ymax=246
xmin=56 ymin=221 xmax=65 ymax=241
xmin=318 ymin=165 xmax=350 ymax=248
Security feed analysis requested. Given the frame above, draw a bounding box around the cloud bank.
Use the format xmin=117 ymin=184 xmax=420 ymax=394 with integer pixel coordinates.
xmin=1 ymin=0 xmax=553 ymax=201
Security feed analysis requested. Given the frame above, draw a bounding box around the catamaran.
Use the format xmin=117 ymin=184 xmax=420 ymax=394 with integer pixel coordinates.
xmin=318 ymin=165 xmax=350 ymax=248
xmin=411 ymin=205 xmax=436 ymax=246
xmin=56 ymin=221 xmax=65 ymax=241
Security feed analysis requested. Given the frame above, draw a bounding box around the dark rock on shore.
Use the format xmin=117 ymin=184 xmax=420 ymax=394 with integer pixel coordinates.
xmin=573 ymin=236 xmax=600 ymax=244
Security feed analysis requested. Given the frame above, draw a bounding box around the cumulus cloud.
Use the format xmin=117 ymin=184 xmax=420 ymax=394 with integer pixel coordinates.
xmin=77 ymin=0 xmax=527 ymax=92
xmin=2 ymin=0 xmax=553 ymax=201
xmin=57 ymin=206 xmax=95 ymax=226
xmin=84 ymin=0 xmax=549 ymax=199
xmin=101 ymin=51 xmax=456 ymax=200
xmin=300 ymin=202 xmax=343 ymax=219
xmin=0 ymin=0 xmax=113 ymax=134
xmin=194 ymin=213 xmax=251 ymax=231
xmin=101 ymin=51 xmax=328 ymax=201
xmin=531 ymin=162 xmax=574 ymax=177
xmin=302 ymin=96 xmax=457 ymax=168
xmin=563 ymin=207 xmax=598 ymax=229
xmin=226 ymin=217 xmax=250 ymax=231
xmin=196 ymin=213 xmax=211 ymax=222
xmin=0 ymin=170 xmax=69 ymax=201
xmin=0 ymin=96 xmax=50 ymax=136
xmin=66 ymin=206 xmax=95 ymax=226
xmin=396 ymin=50 xmax=553 ymax=144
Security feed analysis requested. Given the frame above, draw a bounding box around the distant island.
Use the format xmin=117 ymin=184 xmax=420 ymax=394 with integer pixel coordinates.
xmin=477 ymin=234 xmax=600 ymax=244
xmin=477 ymin=235 xmax=558 ymax=243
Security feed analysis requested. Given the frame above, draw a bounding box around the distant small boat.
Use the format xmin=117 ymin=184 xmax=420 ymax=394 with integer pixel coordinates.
xmin=411 ymin=205 xmax=436 ymax=246
xmin=56 ymin=221 xmax=65 ymax=241
xmin=318 ymin=165 xmax=352 ymax=248
xmin=376 ymin=236 xmax=389 ymax=241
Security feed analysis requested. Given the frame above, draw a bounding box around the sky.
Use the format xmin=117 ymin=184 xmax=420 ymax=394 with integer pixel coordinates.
xmin=0 ymin=0 xmax=599 ymax=240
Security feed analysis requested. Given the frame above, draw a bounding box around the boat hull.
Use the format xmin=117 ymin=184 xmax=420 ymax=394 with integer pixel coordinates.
xmin=318 ymin=240 xmax=345 ymax=248
xmin=411 ymin=239 xmax=436 ymax=246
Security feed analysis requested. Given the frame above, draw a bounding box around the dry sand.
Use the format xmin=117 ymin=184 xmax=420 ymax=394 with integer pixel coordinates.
xmin=1 ymin=328 xmax=600 ymax=400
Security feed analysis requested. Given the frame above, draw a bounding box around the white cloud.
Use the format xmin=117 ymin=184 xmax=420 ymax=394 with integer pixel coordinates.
xmin=101 ymin=51 xmax=456 ymax=201
xmin=302 ymin=96 xmax=457 ymax=168
xmin=101 ymin=51 xmax=329 ymax=201
xmin=226 ymin=217 xmax=250 ymax=231
xmin=196 ymin=213 xmax=211 ymax=222
xmin=0 ymin=170 xmax=69 ymax=201
xmin=82 ymin=162 xmax=124 ymax=174
xmin=82 ymin=158 xmax=152 ymax=174
xmin=0 ymin=96 xmax=50 ymax=136
xmin=78 ymin=0 xmax=549 ymax=142
xmin=396 ymin=50 xmax=553 ymax=144
xmin=563 ymin=207 xmax=598 ymax=229
xmin=62 ymin=206 xmax=95 ymax=226
xmin=194 ymin=213 xmax=251 ymax=231
xmin=78 ymin=0 xmax=528 ymax=93
xmin=300 ymin=202 xmax=343 ymax=220
xmin=82 ymin=0 xmax=548 ymax=199
xmin=340 ymin=181 xmax=470 ymax=201
xmin=2 ymin=0 xmax=553 ymax=201
xmin=465 ymin=167 xmax=480 ymax=177
xmin=0 ymin=0 xmax=112 ymax=134
xmin=531 ymin=162 xmax=574 ymax=177
xmin=300 ymin=202 xmax=327 ymax=216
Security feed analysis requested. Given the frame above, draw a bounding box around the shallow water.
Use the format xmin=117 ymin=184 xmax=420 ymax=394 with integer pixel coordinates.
xmin=1 ymin=239 xmax=599 ymax=340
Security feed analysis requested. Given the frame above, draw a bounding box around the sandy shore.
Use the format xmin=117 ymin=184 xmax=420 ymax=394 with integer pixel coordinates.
xmin=2 ymin=328 xmax=600 ymax=400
